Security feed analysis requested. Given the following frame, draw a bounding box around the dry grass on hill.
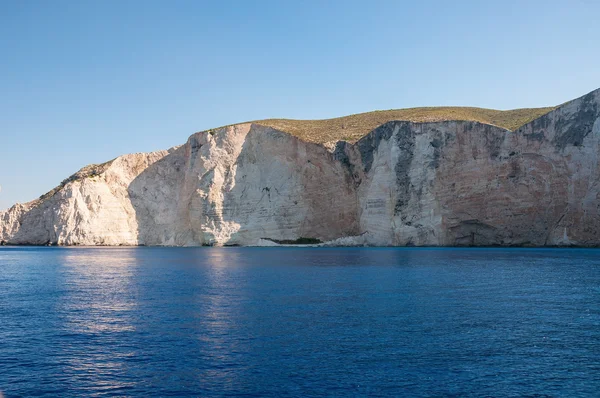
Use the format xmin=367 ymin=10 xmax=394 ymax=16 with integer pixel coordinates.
xmin=250 ymin=106 xmax=556 ymax=144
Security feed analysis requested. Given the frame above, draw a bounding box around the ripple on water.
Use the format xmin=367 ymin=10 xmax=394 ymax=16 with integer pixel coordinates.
xmin=0 ymin=247 xmax=599 ymax=396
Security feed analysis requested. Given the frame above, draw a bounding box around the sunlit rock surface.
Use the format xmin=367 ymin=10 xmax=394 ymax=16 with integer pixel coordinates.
xmin=1 ymin=89 xmax=599 ymax=246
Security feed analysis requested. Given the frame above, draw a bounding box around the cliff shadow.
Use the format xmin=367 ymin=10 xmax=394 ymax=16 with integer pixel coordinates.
xmin=127 ymin=146 xmax=190 ymax=246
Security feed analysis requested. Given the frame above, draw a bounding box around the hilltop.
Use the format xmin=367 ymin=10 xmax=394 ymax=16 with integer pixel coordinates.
xmin=249 ymin=106 xmax=556 ymax=144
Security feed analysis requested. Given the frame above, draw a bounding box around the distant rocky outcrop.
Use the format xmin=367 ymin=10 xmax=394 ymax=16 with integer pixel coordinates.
xmin=1 ymin=88 xmax=599 ymax=246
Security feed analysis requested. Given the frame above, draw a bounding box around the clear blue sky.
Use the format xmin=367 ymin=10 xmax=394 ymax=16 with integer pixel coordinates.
xmin=1 ymin=0 xmax=599 ymax=210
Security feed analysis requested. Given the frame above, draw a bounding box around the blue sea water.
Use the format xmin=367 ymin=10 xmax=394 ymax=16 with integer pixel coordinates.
xmin=0 ymin=247 xmax=599 ymax=397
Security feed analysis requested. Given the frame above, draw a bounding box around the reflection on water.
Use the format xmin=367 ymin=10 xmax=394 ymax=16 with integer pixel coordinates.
xmin=195 ymin=249 xmax=249 ymax=391
xmin=1 ymin=247 xmax=600 ymax=397
xmin=58 ymin=249 xmax=138 ymax=334
xmin=56 ymin=249 xmax=140 ymax=393
xmin=197 ymin=249 xmax=239 ymax=345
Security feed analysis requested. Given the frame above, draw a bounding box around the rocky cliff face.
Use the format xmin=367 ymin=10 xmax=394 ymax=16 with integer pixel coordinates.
xmin=2 ymin=89 xmax=600 ymax=246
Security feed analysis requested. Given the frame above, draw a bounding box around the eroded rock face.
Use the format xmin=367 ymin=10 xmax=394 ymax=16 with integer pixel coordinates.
xmin=1 ymin=89 xmax=599 ymax=246
xmin=0 ymin=124 xmax=359 ymax=246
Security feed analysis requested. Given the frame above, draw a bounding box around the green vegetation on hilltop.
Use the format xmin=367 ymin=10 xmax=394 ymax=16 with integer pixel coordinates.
xmin=252 ymin=106 xmax=556 ymax=143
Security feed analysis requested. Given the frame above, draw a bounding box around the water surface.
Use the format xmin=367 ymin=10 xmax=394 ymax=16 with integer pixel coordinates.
xmin=0 ymin=247 xmax=599 ymax=397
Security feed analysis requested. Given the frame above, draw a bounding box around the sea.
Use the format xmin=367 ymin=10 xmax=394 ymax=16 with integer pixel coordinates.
xmin=0 ymin=247 xmax=599 ymax=397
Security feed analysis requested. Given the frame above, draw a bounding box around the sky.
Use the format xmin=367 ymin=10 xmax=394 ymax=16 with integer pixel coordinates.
xmin=1 ymin=0 xmax=599 ymax=210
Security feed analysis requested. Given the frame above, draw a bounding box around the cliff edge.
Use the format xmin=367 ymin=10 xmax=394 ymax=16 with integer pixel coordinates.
xmin=2 ymin=88 xmax=599 ymax=246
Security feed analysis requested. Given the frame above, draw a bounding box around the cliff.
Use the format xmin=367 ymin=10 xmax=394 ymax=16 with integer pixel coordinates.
xmin=1 ymin=88 xmax=599 ymax=246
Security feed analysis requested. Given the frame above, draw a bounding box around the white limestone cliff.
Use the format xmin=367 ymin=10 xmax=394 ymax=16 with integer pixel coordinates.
xmin=1 ymin=88 xmax=599 ymax=246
